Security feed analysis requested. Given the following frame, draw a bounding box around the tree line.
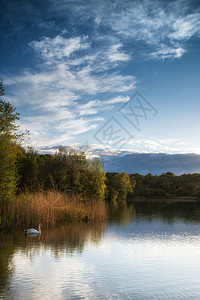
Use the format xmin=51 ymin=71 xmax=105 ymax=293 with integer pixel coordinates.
xmin=128 ymin=172 xmax=200 ymax=198
xmin=17 ymin=148 xmax=106 ymax=200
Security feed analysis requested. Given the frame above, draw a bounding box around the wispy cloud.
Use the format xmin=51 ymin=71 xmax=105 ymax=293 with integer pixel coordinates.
xmin=49 ymin=0 xmax=200 ymax=60
xmin=150 ymin=47 xmax=185 ymax=60
xmin=4 ymin=34 xmax=135 ymax=147
xmin=105 ymin=95 xmax=130 ymax=104
xmin=78 ymin=95 xmax=130 ymax=116
xmin=107 ymin=44 xmax=130 ymax=62
xmin=169 ymin=12 xmax=200 ymax=40
xmin=30 ymin=35 xmax=89 ymax=61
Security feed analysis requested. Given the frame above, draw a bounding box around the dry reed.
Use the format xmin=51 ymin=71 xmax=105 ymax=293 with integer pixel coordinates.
xmin=0 ymin=191 xmax=107 ymax=229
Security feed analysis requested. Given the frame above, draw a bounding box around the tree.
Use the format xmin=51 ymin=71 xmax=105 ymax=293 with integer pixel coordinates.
xmin=106 ymin=172 xmax=133 ymax=202
xmin=0 ymin=81 xmax=20 ymax=136
xmin=193 ymin=185 xmax=200 ymax=197
xmin=0 ymin=81 xmax=21 ymax=203
xmin=79 ymin=159 xmax=106 ymax=200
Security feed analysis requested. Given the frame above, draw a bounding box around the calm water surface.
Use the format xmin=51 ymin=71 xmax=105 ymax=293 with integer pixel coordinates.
xmin=1 ymin=200 xmax=200 ymax=299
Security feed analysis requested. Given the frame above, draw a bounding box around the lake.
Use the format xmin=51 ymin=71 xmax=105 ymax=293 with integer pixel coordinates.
xmin=1 ymin=199 xmax=200 ymax=299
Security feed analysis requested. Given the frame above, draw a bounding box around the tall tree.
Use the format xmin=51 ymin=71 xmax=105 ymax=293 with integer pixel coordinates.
xmin=0 ymin=81 xmax=21 ymax=203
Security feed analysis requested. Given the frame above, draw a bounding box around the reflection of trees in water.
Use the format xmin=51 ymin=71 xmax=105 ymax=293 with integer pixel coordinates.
xmin=108 ymin=200 xmax=136 ymax=225
xmin=0 ymin=234 xmax=17 ymax=296
xmin=0 ymin=236 xmax=24 ymax=299
xmin=0 ymin=221 xmax=106 ymax=294
xmin=40 ymin=223 xmax=106 ymax=258
xmin=108 ymin=199 xmax=200 ymax=225
xmin=0 ymin=229 xmax=34 ymax=296
xmin=17 ymin=222 xmax=106 ymax=258
xmin=131 ymin=200 xmax=200 ymax=224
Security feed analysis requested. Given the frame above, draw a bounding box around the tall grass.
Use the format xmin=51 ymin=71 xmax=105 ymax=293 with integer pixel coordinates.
xmin=0 ymin=191 xmax=107 ymax=229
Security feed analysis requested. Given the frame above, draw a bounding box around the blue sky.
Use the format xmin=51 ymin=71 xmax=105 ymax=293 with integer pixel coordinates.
xmin=1 ymin=0 xmax=200 ymax=172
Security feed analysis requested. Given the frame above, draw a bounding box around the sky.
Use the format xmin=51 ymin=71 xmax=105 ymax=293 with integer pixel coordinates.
xmin=1 ymin=0 xmax=200 ymax=174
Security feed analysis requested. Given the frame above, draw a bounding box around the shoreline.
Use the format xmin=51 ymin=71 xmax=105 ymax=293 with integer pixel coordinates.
xmin=128 ymin=196 xmax=200 ymax=203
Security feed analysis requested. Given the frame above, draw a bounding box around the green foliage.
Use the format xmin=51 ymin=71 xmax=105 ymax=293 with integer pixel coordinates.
xmin=130 ymin=172 xmax=200 ymax=198
xmin=193 ymin=185 xmax=200 ymax=197
xmin=0 ymin=136 xmax=19 ymax=202
xmin=0 ymin=81 xmax=22 ymax=203
xmin=106 ymin=172 xmax=134 ymax=202
xmin=17 ymin=148 xmax=106 ymax=200
xmin=79 ymin=159 xmax=106 ymax=200
xmin=0 ymin=81 xmax=20 ymax=137
xmin=18 ymin=154 xmax=40 ymax=191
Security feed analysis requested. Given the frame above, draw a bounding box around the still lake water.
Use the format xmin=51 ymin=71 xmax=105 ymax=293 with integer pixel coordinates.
xmin=1 ymin=200 xmax=200 ymax=299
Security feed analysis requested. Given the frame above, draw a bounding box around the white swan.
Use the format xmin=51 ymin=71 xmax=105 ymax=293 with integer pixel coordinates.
xmin=24 ymin=224 xmax=41 ymax=235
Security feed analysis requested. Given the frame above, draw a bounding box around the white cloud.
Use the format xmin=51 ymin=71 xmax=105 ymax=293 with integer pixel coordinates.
xmin=105 ymin=95 xmax=130 ymax=104
xmin=78 ymin=100 xmax=102 ymax=116
xmin=19 ymin=115 xmax=102 ymax=149
xmin=107 ymin=44 xmax=130 ymax=62
xmin=125 ymin=138 xmax=200 ymax=154
xmin=76 ymin=95 xmax=130 ymax=116
xmin=150 ymin=47 xmax=185 ymax=60
xmin=169 ymin=13 xmax=200 ymax=40
xmin=30 ymin=35 xmax=89 ymax=61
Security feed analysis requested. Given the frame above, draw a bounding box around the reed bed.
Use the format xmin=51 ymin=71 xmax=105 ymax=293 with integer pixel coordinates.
xmin=0 ymin=191 xmax=107 ymax=229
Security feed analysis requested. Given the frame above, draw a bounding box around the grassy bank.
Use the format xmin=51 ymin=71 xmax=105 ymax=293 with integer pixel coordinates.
xmin=0 ymin=191 xmax=107 ymax=230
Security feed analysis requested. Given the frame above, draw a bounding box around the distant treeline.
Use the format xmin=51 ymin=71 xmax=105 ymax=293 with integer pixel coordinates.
xmin=128 ymin=172 xmax=200 ymax=198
